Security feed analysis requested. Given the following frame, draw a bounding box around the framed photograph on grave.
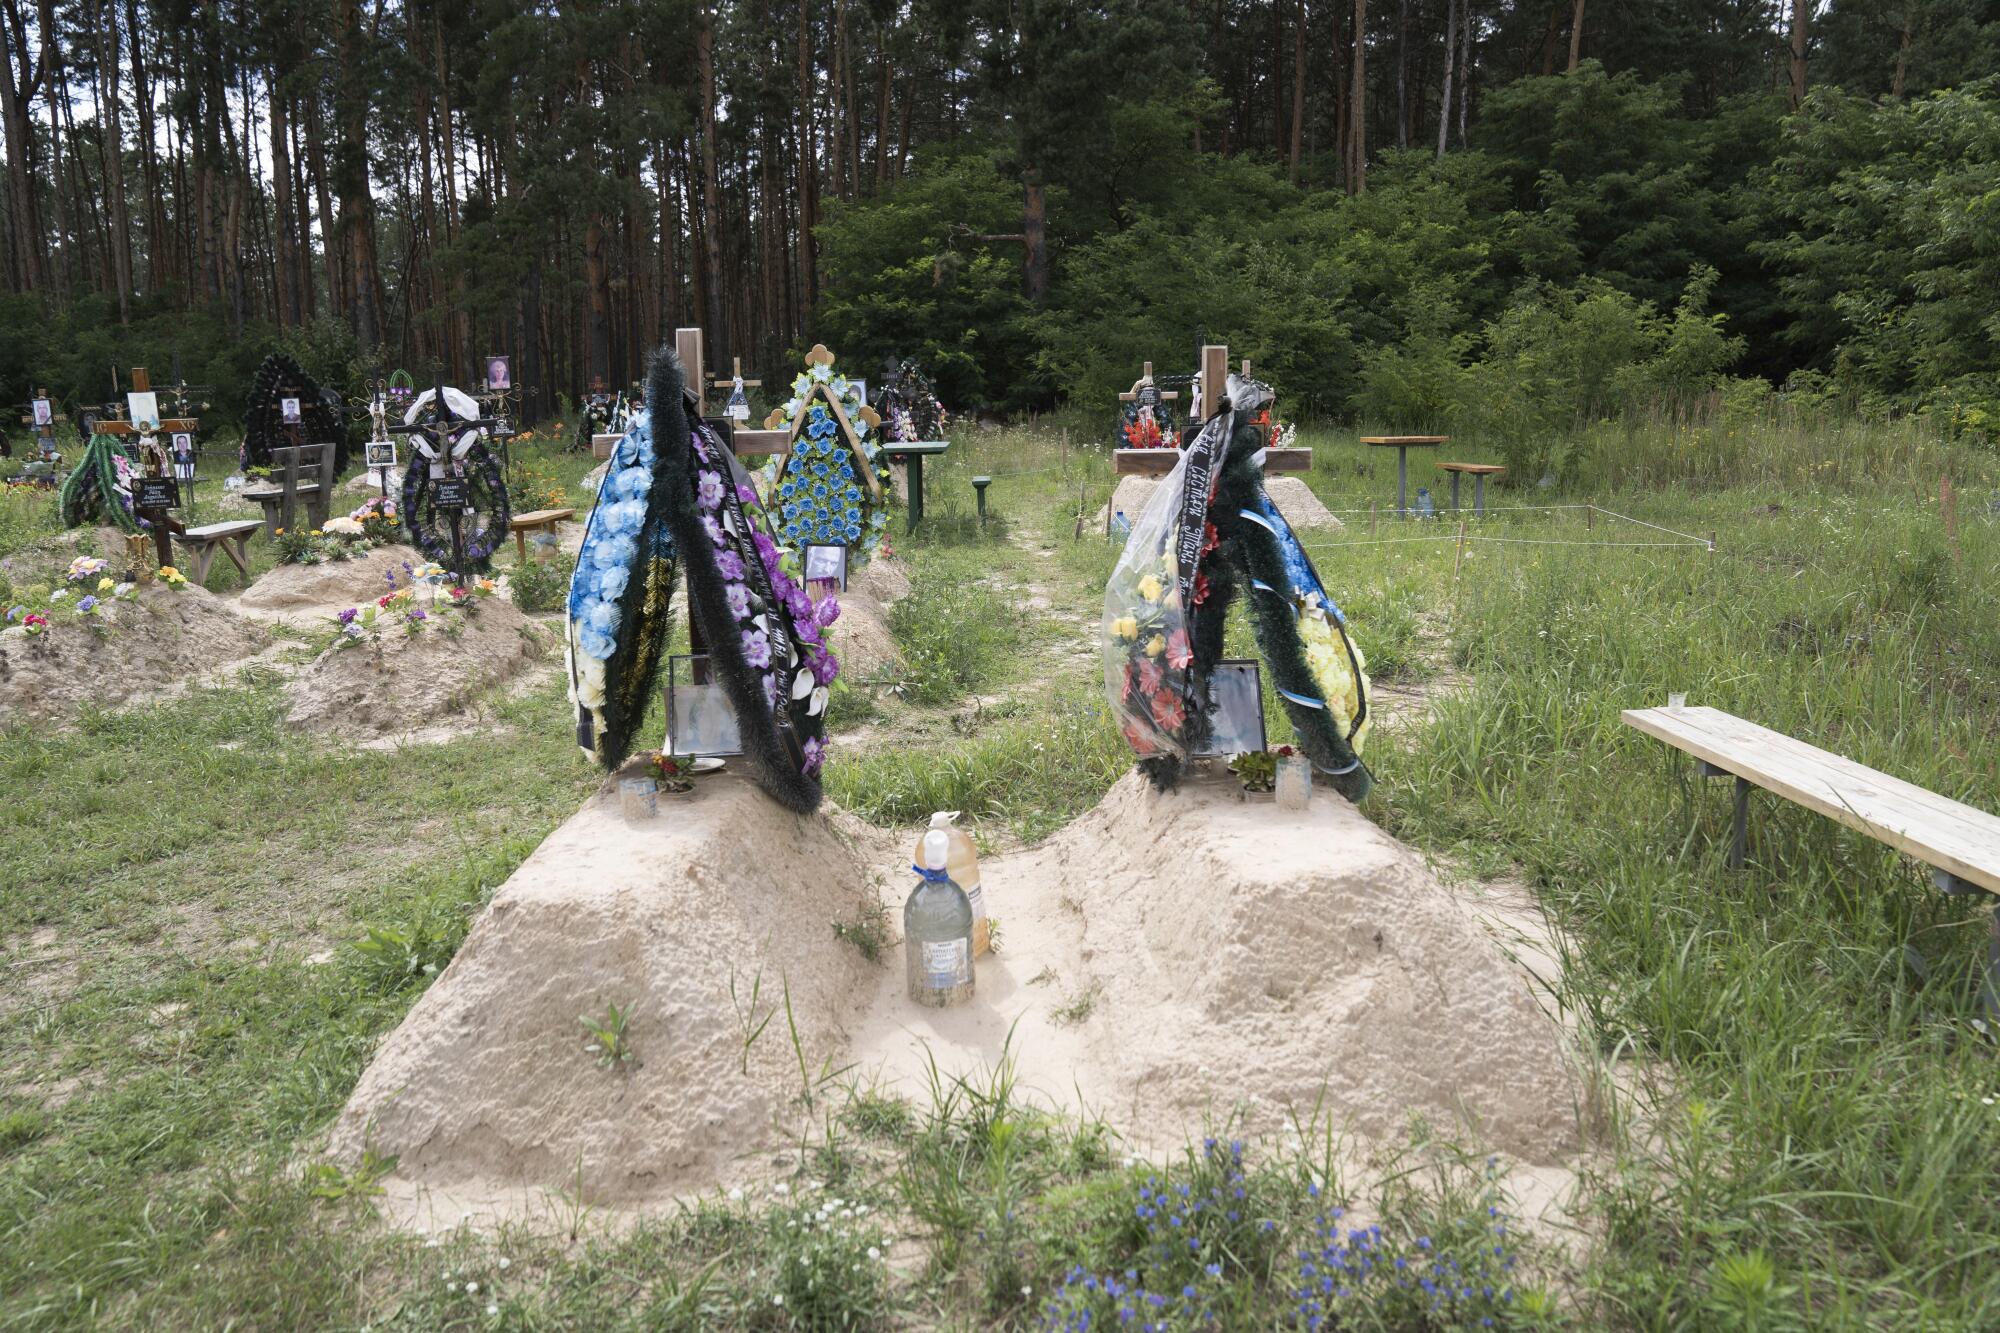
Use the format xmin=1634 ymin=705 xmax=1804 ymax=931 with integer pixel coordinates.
xmin=127 ymin=391 xmax=161 ymax=431
xmin=804 ymin=543 xmax=848 ymax=597
xmin=365 ymin=440 xmax=399 ymax=469
xmin=171 ymin=433 xmax=195 ymax=481
xmin=1194 ymin=659 xmax=1269 ymax=758
xmin=281 ymin=396 xmax=302 ymax=424
xmin=664 ymin=654 xmax=744 ymax=757
xmin=485 ymin=355 xmax=511 ymax=391
xmin=32 ymin=398 xmax=52 ymax=427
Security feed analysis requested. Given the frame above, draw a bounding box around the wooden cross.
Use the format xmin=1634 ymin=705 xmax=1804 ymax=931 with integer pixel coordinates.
xmin=1118 ymin=361 xmax=1180 ymax=404
xmin=676 ymin=326 xmax=796 ymax=458
xmin=707 ymin=356 xmax=762 ymax=398
xmin=93 ymin=369 xmax=191 ymax=566
xmin=1113 ymin=345 xmax=1310 ymax=476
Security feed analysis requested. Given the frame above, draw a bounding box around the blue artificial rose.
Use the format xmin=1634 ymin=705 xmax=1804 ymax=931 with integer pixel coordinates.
xmin=591 ymin=535 xmax=637 ymax=569
xmin=579 ymin=626 xmax=616 ymax=660
xmin=585 ymin=600 xmax=621 ymax=633
xmin=615 ymin=466 xmax=651 ymax=499
xmin=596 ymin=565 xmax=630 ymax=600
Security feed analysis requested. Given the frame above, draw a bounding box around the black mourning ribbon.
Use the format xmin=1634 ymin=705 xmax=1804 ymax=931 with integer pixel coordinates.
xmin=1171 ymin=401 xmax=1233 ymax=730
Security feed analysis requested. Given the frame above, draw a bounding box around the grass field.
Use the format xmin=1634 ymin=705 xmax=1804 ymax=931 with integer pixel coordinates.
xmin=3 ymin=407 xmax=1998 ymax=1329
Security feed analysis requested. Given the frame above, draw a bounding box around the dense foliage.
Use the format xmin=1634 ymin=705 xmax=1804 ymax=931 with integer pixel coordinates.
xmin=0 ymin=1 xmax=1995 ymax=442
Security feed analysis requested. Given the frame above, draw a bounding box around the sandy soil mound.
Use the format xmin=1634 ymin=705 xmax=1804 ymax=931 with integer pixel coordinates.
xmin=0 ymin=582 xmax=268 ymax=724
xmin=238 ymin=545 xmax=426 ymax=616
xmin=847 ymin=768 xmax=1580 ymax=1164
xmin=329 ymin=768 xmax=879 ymax=1202
xmin=824 ymin=555 xmax=908 ymax=677
xmin=1096 ymin=474 xmax=1343 ymax=530
xmin=284 ymin=595 xmax=553 ymax=740
xmin=334 ymin=764 xmax=1580 ymax=1220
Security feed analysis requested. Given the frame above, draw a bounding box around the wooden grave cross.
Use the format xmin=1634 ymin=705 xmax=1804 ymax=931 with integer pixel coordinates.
xmin=1114 ymin=345 xmax=1309 ymax=476
xmin=94 ymin=369 xmax=193 ymax=567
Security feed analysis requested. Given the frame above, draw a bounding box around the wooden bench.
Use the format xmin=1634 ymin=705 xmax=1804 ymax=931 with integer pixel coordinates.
xmin=510 ymin=507 xmax=577 ymax=561
xmin=1625 ymin=705 xmax=2000 ymax=1001
xmin=1361 ymin=436 xmax=1447 ymax=518
xmin=1437 ymin=461 xmax=1506 ymax=515
xmin=174 ymin=519 xmax=263 ymax=584
xmin=241 ymin=441 xmax=336 ymax=536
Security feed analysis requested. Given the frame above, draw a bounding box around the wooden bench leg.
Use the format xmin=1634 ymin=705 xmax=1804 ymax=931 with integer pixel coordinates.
xmin=187 ymin=541 xmax=217 ymax=585
xmin=516 ymin=527 xmax=529 ymax=562
xmin=1449 ymin=473 xmax=1462 ymax=512
xmin=1698 ymin=760 xmax=1751 ymax=869
xmin=1474 ymin=474 xmax=1488 ymax=517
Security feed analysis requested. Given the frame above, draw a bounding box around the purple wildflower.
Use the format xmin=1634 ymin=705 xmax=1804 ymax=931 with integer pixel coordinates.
xmin=741 ymin=628 xmax=771 ymax=668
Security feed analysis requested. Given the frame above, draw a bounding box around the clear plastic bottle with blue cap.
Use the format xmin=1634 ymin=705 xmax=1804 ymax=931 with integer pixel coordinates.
xmin=905 ymin=829 xmax=975 ymax=1007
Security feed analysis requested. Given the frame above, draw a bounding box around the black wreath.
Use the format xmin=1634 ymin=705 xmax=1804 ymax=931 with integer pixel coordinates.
xmin=240 ymin=353 xmax=350 ymax=473
xmin=400 ymin=439 xmax=511 ymax=575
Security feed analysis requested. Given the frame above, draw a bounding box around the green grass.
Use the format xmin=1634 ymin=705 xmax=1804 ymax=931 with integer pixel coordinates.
xmin=4 ymin=407 xmax=1999 ymax=1326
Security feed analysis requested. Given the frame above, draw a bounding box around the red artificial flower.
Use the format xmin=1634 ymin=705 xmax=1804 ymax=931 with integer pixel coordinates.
xmin=1123 ymin=662 xmax=1141 ymax=703
xmin=377 ymin=594 xmax=394 ymax=608
xmin=1150 ymin=690 xmax=1187 ymax=730
xmin=1137 ymin=657 xmax=1164 ymax=696
xmin=1165 ymin=629 xmax=1193 ymax=670
xmin=1193 ymin=571 xmax=1212 ymax=606
xmin=1122 ymin=719 xmax=1159 ymax=755
xmin=1201 ymin=522 xmax=1220 ymax=556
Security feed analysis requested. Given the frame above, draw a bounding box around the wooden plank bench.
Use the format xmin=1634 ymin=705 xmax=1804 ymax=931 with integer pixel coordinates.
xmin=174 ymin=519 xmax=263 ymax=585
xmin=1625 ymin=704 xmax=2000 ymax=1001
xmin=509 ymin=507 xmax=576 ymax=561
xmin=1436 ymin=461 xmax=1506 ymax=516
xmin=240 ymin=441 xmax=335 ymax=536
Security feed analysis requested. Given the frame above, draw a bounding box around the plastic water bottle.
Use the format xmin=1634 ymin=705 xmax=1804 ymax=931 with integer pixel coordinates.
xmin=912 ymin=812 xmax=987 ymax=955
xmin=1415 ymin=486 xmax=1435 ymax=520
xmin=1111 ymin=510 xmax=1131 ymax=540
xmin=905 ymin=830 xmax=975 ymax=1007
xmin=727 ymin=376 xmax=751 ymax=422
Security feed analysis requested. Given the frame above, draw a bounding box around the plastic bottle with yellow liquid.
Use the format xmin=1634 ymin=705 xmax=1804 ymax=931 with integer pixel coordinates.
xmin=912 ymin=811 xmax=987 ymax=955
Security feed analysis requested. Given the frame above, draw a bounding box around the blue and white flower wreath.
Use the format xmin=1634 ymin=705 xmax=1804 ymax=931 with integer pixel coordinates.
xmin=760 ymin=353 xmax=894 ymax=561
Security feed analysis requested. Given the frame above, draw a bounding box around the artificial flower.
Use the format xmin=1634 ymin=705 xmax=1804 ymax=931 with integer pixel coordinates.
xmin=1144 ymin=634 xmax=1165 ymax=659
xmin=1111 ymin=615 xmax=1138 ymax=641
xmin=1165 ymin=629 xmax=1193 ymax=670
xmin=96 ymin=577 xmax=113 ymax=593
xmin=158 ymin=566 xmax=188 ymax=588
xmin=22 ymin=612 xmax=48 ymax=635
xmin=1137 ymin=574 xmax=1163 ymax=603
xmin=1149 ymin=691 xmax=1187 ymax=729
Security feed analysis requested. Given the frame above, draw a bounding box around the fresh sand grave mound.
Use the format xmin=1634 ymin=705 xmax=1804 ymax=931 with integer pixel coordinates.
xmin=284 ymin=594 xmax=552 ymax=740
xmin=824 ymin=555 xmax=908 ymax=676
xmin=330 ymin=767 xmax=879 ymax=1205
xmin=845 ymin=767 xmax=1581 ymax=1166
xmin=0 ymin=582 xmax=268 ymax=723
xmin=237 ymin=544 xmax=426 ymax=617
xmin=334 ymin=764 xmax=1580 ymax=1224
xmin=1096 ymin=474 xmax=1342 ymax=530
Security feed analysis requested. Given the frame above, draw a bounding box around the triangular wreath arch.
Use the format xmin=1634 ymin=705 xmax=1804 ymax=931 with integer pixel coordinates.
xmin=760 ymin=345 xmax=895 ymax=558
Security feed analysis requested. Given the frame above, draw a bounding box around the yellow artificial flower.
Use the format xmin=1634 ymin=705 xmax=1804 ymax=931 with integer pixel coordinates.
xmin=1112 ymin=615 xmax=1138 ymax=641
xmin=97 ymin=577 xmax=113 ymax=592
xmin=1137 ymin=574 xmax=1163 ymax=603
xmin=1144 ymin=634 xmax=1165 ymax=659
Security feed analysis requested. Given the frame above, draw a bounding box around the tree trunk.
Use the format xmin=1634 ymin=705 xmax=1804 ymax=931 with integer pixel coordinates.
xmin=1457 ymin=0 xmax=1470 ymax=143
xmin=36 ymin=0 xmax=67 ymax=293
xmin=697 ymin=0 xmax=728 ymax=357
xmin=0 ymin=0 xmax=46 ymax=292
xmin=331 ymin=0 xmax=382 ymax=345
xmin=1288 ymin=0 xmax=1307 ymax=183
xmin=874 ymin=30 xmax=890 ymax=192
xmin=1347 ymin=0 xmax=1366 ymax=194
xmin=1022 ymin=166 xmax=1047 ymax=304
xmin=1891 ymin=4 xmax=1912 ymax=99
xmin=270 ymin=70 xmax=299 ymax=325
xmin=1567 ymin=0 xmax=1585 ymax=71
xmin=1788 ymin=0 xmax=1809 ymax=108
xmin=95 ymin=0 xmax=129 ymax=318
xmin=795 ymin=0 xmax=817 ymax=309
xmin=125 ymin=0 xmax=162 ymax=292
xmin=1395 ymin=0 xmax=1408 ymax=147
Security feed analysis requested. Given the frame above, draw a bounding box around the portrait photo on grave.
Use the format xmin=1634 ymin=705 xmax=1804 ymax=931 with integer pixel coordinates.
xmin=1194 ymin=660 xmax=1270 ymax=758
xmin=32 ymin=398 xmax=51 ymax=427
xmin=804 ymin=542 xmax=849 ymax=594
xmin=127 ymin=391 xmax=160 ymax=431
xmin=486 ymin=356 xmax=510 ymax=391
xmin=281 ymin=396 xmax=302 ymax=424
xmin=365 ymin=441 xmax=398 ymax=469
xmin=666 ymin=655 xmax=744 ymax=757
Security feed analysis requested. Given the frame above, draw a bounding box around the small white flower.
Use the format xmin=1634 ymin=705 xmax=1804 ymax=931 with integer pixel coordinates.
xmin=773 ymin=1294 xmax=785 ymax=1307
xmin=466 ymin=1281 xmax=479 ymax=1295
xmin=486 ymin=1305 xmax=498 ymax=1318
xmin=773 ymin=1182 xmax=789 ymax=1195
xmin=728 ymin=1187 xmax=744 ymax=1202
xmin=497 ymin=1257 xmax=510 ymax=1270
xmin=867 ymin=1246 xmax=881 ymax=1260
xmin=1022 ymin=1285 xmax=1033 ymax=1297
xmin=445 ymin=1282 xmax=457 ymax=1293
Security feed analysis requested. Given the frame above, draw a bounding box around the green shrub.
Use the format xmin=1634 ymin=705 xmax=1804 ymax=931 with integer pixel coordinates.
xmin=510 ymin=552 xmax=575 ymax=614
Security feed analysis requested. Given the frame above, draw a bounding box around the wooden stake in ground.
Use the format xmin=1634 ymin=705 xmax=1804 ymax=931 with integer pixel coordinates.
xmin=1075 ymin=483 xmax=1086 ymax=541
xmin=1369 ymin=501 xmax=1377 ymax=537
xmin=1453 ymin=519 xmax=1467 ymax=585
xmin=1941 ymin=475 xmax=1961 ymax=566
xmin=1586 ymin=503 xmax=1594 ymax=532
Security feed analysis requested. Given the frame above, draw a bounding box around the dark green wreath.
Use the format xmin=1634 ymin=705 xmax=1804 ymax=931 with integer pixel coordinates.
xmin=1140 ymin=398 xmax=1372 ymax=803
xmin=240 ymin=353 xmax=349 ymax=473
xmin=401 ymin=440 xmax=511 ymax=575
xmin=58 ymin=433 xmax=140 ymax=532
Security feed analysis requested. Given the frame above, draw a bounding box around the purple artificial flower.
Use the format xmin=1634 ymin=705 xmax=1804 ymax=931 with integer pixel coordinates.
xmin=697 ymin=470 xmax=724 ymax=508
xmin=752 ymin=530 xmax=778 ymax=566
xmin=5 ymin=605 xmax=22 ymax=623
xmin=408 ymin=608 xmax=429 ymax=622
xmin=741 ymin=628 xmax=771 ymax=668
xmin=701 ymin=514 xmax=726 ymax=547
xmin=801 ymin=736 xmax=825 ymax=777
xmin=810 ymin=647 xmax=839 ymax=686
xmin=724 ymin=582 xmax=752 ymax=621
xmin=796 ymin=619 xmax=821 ymax=646
xmin=764 ymin=672 xmax=782 ymax=707
xmin=337 ymin=607 xmax=359 ymax=625
xmin=785 ymin=585 xmax=814 ymax=622
xmin=715 ymin=549 xmax=745 ymax=581
xmin=76 ymin=595 xmax=97 ymax=612
xmin=736 ymin=482 xmax=759 ymax=507
xmin=813 ymin=595 xmax=842 ymax=629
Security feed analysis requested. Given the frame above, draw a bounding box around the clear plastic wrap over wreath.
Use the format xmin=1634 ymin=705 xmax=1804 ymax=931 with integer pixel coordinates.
xmin=1100 ymin=425 xmax=1213 ymax=759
